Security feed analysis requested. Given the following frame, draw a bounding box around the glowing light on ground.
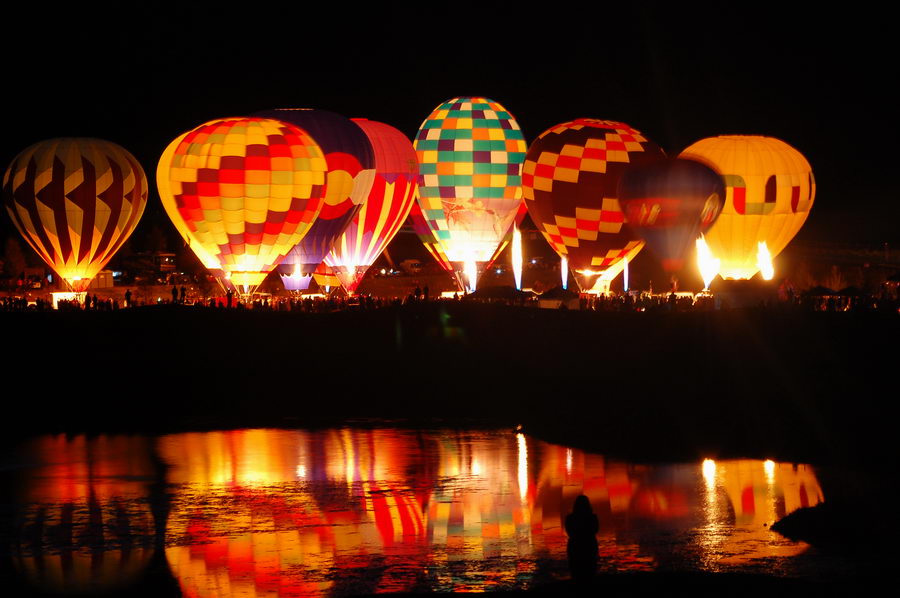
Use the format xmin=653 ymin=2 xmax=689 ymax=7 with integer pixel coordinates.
xmin=464 ymin=258 xmax=478 ymax=293
xmin=561 ymin=256 xmax=568 ymax=290
xmin=512 ymin=225 xmax=523 ymax=290
xmin=565 ymin=448 xmax=573 ymax=475
xmin=696 ymin=235 xmax=720 ymax=290
xmin=757 ymin=241 xmax=775 ymax=280
xmin=51 ymin=292 xmax=85 ymax=309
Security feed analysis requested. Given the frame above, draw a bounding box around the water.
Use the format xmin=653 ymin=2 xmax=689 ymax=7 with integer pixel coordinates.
xmin=2 ymin=427 xmax=843 ymax=596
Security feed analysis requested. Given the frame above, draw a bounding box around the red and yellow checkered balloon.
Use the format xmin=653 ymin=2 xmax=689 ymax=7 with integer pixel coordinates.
xmin=523 ymin=119 xmax=665 ymax=291
xmin=158 ymin=117 xmax=328 ymax=291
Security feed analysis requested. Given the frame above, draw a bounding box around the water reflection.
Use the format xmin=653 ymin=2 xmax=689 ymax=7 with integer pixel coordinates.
xmin=8 ymin=428 xmax=826 ymax=596
xmin=9 ymin=435 xmax=157 ymax=594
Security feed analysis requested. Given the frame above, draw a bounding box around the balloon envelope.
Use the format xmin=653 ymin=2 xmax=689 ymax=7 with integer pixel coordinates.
xmin=679 ymin=135 xmax=815 ymax=280
xmin=255 ymin=109 xmax=375 ymax=290
xmin=3 ymin=138 xmax=148 ymax=292
xmin=157 ymin=117 xmax=327 ymax=291
xmin=408 ymin=199 xmax=453 ymax=272
xmin=414 ymin=97 xmax=527 ymax=286
xmin=523 ymin=119 xmax=665 ymax=291
xmin=323 ymin=119 xmax=418 ymax=294
xmin=618 ymin=158 xmax=724 ymax=272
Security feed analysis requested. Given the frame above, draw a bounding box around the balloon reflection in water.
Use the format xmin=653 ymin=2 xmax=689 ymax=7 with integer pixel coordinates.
xmin=705 ymin=459 xmax=824 ymax=564
xmin=158 ymin=429 xmax=431 ymax=597
xmin=154 ymin=429 xmax=827 ymax=597
xmin=10 ymin=435 xmax=157 ymax=594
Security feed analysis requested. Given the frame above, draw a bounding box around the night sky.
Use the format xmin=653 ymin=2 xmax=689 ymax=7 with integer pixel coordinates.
xmin=2 ymin=3 xmax=895 ymax=249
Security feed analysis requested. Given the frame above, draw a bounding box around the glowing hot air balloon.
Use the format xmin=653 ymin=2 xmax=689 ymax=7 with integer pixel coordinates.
xmin=3 ymin=138 xmax=147 ymax=292
xmin=157 ymin=130 xmax=228 ymax=287
xmin=618 ymin=158 xmax=724 ymax=272
xmin=408 ymin=199 xmax=453 ymax=273
xmin=323 ymin=118 xmax=418 ymax=294
xmin=414 ymin=97 xmax=527 ymax=291
xmin=157 ymin=117 xmax=327 ymax=294
xmin=255 ymin=109 xmax=376 ymax=292
xmin=523 ymin=119 xmax=665 ymax=292
xmin=679 ymin=136 xmax=815 ymax=280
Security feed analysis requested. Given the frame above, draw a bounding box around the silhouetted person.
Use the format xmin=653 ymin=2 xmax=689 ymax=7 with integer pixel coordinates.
xmin=226 ymin=288 xmax=234 ymax=308
xmin=180 ymin=286 xmax=186 ymax=303
xmin=124 ymin=288 xmax=132 ymax=307
xmin=565 ymin=494 xmax=599 ymax=584
xmin=171 ymin=284 xmax=178 ymax=304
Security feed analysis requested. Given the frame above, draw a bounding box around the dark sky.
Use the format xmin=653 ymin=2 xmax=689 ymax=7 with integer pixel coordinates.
xmin=2 ymin=3 xmax=896 ymax=247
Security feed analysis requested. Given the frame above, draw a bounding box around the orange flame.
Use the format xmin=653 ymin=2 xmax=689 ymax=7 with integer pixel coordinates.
xmin=696 ymin=235 xmax=720 ymax=290
xmin=757 ymin=241 xmax=774 ymax=280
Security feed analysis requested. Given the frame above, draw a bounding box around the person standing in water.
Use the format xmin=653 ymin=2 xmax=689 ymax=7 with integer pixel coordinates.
xmin=565 ymin=494 xmax=599 ymax=583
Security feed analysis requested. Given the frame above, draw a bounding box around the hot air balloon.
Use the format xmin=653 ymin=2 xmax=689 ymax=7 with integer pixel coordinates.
xmin=312 ymin=262 xmax=340 ymax=291
xmin=408 ymin=199 xmax=453 ymax=272
xmin=157 ymin=130 xmax=229 ymax=288
xmin=254 ymin=109 xmax=376 ymax=292
xmin=3 ymin=138 xmax=147 ymax=292
xmin=617 ymin=158 xmax=723 ymax=272
xmin=157 ymin=117 xmax=327 ymax=294
xmin=414 ymin=96 xmax=527 ymax=291
xmin=679 ymin=136 xmax=815 ymax=280
xmin=523 ymin=119 xmax=665 ymax=292
xmin=323 ymin=118 xmax=418 ymax=294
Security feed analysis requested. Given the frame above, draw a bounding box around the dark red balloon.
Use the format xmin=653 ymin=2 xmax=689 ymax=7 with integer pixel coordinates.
xmin=618 ymin=158 xmax=723 ymax=272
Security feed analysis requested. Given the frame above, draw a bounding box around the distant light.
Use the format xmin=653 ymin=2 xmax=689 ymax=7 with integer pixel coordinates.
xmin=496 ymin=268 xmax=502 ymax=275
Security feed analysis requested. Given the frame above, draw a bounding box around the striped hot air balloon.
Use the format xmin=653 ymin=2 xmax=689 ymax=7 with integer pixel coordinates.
xmin=679 ymin=136 xmax=815 ymax=280
xmin=323 ymin=118 xmax=418 ymax=294
xmin=523 ymin=119 xmax=665 ymax=292
xmin=157 ymin=117 xmax=328 ymax=294
xmin=414 ymin=97 xmax=527 ymax=291
xmin=3 ymin=138 xmax=148 ymax=292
